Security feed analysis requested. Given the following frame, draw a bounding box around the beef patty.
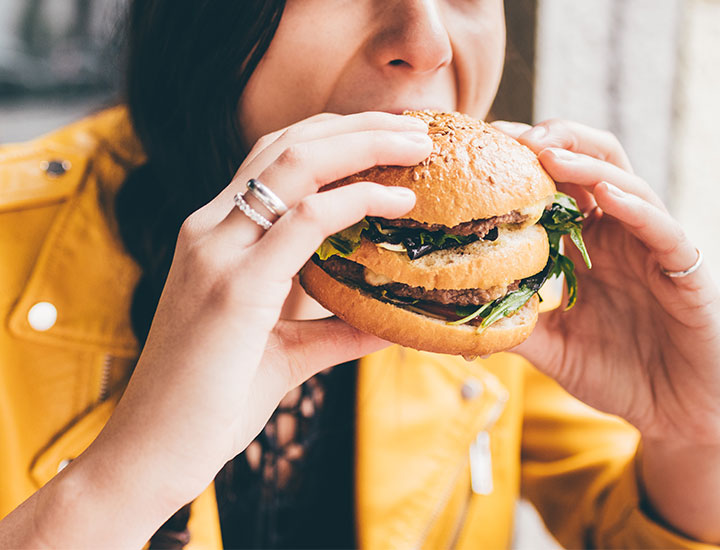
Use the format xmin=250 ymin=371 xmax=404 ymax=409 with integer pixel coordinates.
xmin=318 ymin=256 xmax=519 ymax=306
xmin=368 ymin=210 xmax=528 ymax=238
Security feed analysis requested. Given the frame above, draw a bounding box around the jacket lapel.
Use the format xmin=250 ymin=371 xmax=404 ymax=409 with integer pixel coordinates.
xmin=6 ymin=109 xmax=143 ymax=358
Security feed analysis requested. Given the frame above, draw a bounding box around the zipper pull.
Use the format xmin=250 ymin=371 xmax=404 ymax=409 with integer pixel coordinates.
xmin=469 ymin=430 xmax=493 ymax=495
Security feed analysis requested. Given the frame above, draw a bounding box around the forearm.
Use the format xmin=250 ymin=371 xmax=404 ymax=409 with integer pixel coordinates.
xmin=640 ymin=437 xmax=720 ymax=544
xmin=0 ymin=434 xmax=181 ymax=548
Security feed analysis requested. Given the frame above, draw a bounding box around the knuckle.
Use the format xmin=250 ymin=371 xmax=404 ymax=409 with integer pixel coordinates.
xmin=253 ymin=132 xmax=280 ymax=153
xmin=184 ymin=238 xmax=222 ymax=274
xmin=293 ymin=196 xmax=324 ymax=225
xmin=303 ymin=112 xmax=338 ymax=124
xmin=178 ymin=213 xmax=203 ymax=244
xmin=277 ymin=143 xmax=308 ymax=169
xmin=545 ymin=119 xmax=579 ymax=148
xmin=541 ymin=118 xmax=569 ymax=134
xmin=600 ymin=128 xmax=620 ymax=145
xmin=599 ymin=129 xmax=624 ymax=156
xmin=278 ymin=125 xmax=304 ymax=144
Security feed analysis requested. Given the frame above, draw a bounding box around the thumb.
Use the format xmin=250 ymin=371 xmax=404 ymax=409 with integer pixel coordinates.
xmin=266 ymin=317 xmax=391 ymax=389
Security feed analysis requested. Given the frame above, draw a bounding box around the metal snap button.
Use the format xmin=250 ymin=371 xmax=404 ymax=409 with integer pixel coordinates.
xmin=40 ymin=160 xmax=72 ymax=177
xmin=461 ymin=377 xmax=484 ymax=400
xmin=27 ymin=302 xmax=57 ymax=331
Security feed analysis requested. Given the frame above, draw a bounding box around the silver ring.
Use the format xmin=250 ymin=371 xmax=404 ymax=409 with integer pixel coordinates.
xmin=246 ymin=178 xmax=289 ymax=217
xmin=661 ymin=248 xmax=703 ymax=278
xmin=233 ymin=193 xmax=273 ymax=230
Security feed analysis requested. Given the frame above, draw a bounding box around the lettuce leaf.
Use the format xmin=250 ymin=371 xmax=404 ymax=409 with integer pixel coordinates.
xmin=315 ymin=219 xmax=370 ymax=260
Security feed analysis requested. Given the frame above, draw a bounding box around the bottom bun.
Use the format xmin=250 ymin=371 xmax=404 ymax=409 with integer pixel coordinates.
xmin=299 ymin=260 xmax=539 ymax=357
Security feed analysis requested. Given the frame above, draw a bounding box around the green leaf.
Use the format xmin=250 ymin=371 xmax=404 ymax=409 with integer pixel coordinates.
xmin=315 ymin=219 xmax=370 ymax=260
xmin=556 ymin=254 xmax=578 ymax=309
xmin=540 ymin=192 xmax=592 ymax=269
xmin=445 ymin=285 xmax=536 ymax=331
xmin=569 ymin=226 xmax=592 ymax=269
xmin=479 ymin=286 xmax=537 ymax=330
xmin=446 ymin=301 xmax=495 ymax=326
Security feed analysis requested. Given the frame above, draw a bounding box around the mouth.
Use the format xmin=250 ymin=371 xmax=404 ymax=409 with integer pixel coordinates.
xmin=382 ymin=105 xmax=449 ymax=115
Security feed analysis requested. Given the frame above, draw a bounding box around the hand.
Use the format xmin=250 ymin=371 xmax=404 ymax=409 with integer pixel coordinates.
xmin=24 ymin=112 xmax=431 ymax=548
xmin=493 ymin=119 xmax=720 ymax=444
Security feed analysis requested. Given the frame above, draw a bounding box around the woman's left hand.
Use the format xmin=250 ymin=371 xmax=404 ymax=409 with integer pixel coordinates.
xmin=493 ymin=119 xmax=720 ymax=445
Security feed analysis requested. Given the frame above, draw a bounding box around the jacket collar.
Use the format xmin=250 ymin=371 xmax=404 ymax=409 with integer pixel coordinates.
xmin=6 ymin=107 xmax=145 ymax=357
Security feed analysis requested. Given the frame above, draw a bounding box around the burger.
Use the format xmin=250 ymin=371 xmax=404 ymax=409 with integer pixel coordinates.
xmin=299 ymin=111 xmax=591 ymax=357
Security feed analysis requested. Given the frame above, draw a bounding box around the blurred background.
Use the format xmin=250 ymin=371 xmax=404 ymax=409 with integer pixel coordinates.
xmin=0 ymin=0 xmax=124 ymax=142
xmin=1 ymin=0 xmax=718 ymax=548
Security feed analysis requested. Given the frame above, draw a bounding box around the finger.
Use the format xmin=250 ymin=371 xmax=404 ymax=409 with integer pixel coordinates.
xmin=517 ymin=118 xmax=634 ymax=173
xmin=539 ymin=147 xmax=666 ymax=211
xmin=242 ymin=113 xmax=340 ymax=167
xmin=242 ymin=111 xmax=428 ymax=179
xmin=592 ymin=181 xmax=702 ymax=281
xmin=266 ymin=317 xmax=391 ymax=391
xmin=211 ymin=130 xmax=431 ymax=245
xmin=490 ymin=120 xmax=532 ymax=139
xmin=555 ymin=182 xmax=597 ymax=216
xmin=247 ymin=182 xmax=416 ymax=281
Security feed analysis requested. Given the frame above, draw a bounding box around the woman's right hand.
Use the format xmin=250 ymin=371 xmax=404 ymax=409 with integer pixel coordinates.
xmin=0 ymin=112 xmax=431 ymax=549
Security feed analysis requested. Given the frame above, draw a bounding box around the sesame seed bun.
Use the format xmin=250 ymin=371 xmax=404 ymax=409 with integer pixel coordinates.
xmin=324 ymin=110 xmax=556 ymax=226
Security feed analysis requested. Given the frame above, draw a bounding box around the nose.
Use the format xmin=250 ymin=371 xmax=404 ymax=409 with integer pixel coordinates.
xmin=369 ymin=0 xmax=453 ymax=75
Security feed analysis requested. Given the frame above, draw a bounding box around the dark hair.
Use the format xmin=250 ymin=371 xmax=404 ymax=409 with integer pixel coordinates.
xmin=115 ymin=1 xmax=286 ymax=547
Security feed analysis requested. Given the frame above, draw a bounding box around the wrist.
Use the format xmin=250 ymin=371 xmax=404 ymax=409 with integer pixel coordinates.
xmin=32 ymin=442 xmax=178 ymax=549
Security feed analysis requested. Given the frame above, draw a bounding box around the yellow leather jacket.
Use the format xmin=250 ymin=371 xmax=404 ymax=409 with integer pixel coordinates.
xmin=1 ymin=107 xmax=715 ymax=550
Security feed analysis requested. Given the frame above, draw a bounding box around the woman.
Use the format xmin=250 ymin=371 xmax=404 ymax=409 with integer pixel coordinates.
xmin=1 ymin=0 xmax=719 ymax=548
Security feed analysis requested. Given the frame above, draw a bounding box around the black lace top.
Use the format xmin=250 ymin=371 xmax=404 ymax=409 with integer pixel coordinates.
xmin=214 ymin=361 xmax=358 ymax=549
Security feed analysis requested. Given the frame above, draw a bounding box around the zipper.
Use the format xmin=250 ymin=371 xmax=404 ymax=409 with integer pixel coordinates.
xmin=415 ymin=389 xmax=509 ymax=550
xmin=98 ymin=354 xmax=113 ymax=402
xmin=412 ymin=453 xmax=470 ymax=550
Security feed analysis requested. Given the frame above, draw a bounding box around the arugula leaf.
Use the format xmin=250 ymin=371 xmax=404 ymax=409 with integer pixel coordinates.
xmin=445 ymin=285 xmax=537 ymax=331
xmin=315 ymin=219 xmax=370 ymax=260
xmin=447 ymin=301 xmax=495 ymax=326
xmin=555 ymin=253 xmax=578 ymax=309
xmin=540 ymin=192 xmax=592 ymax=269
xmin=478 ymin=286 xmax=537 ymax=330
xmin=569 ymin=228 xmax=591 ymax=270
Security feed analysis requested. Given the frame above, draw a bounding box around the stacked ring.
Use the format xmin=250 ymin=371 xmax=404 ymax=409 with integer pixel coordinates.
xmin=233 ymin=193 xmax=273 ymax=230
xmin=233 ymin=179 xmax=290 ymax=231
xmin=246 ymin=178 xmax=289 ymax=217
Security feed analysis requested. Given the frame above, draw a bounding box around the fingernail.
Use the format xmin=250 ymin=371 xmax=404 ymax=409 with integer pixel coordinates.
xmin=402 ymin=132 xmax=432 ymax=145
xmin=523 ymin=125 xmax=548 ymax=141
xmin=492 ymin=120 xmax=527 ymax=133
xmin=404 ymin=117 xmax=429 ymax=130
xmin=546 ymin=147 xmax=576 ymax=161
xmin=603 ymin=181 xmax=625 ymax=197
xmin=386 ymin=186 xmax=416 ymax=200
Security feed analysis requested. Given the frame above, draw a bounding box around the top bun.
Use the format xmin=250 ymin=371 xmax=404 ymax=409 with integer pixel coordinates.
xmin=325 ymin=110 xmax=556 ymax=227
